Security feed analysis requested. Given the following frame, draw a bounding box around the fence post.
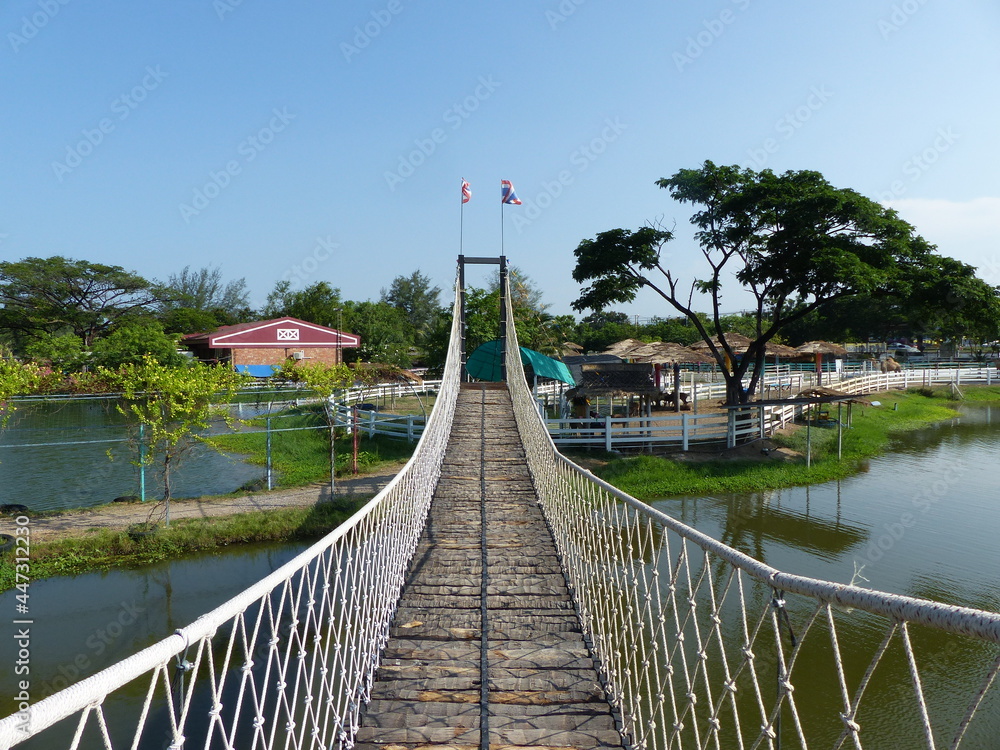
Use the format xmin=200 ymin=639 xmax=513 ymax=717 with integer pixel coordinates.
xmin=407 ymin=414 xmax=414 ymax=443
xmin=682 ymin=413 xmax=689 ymax=451
xmin=138 ymin=423 xmax=146 ymax=502
xmin=368 ymin=410 xmax=376 ymax=439
xmin=604 ymin=415 xmax=612 ymax=452
xmin=266 ymin=416 xmax=272 ymax=491
xmin=727 ymin=409 xmax=736 ymax=449
xmin=759 ymin=405 xmax=765 ymax=439
xmin=692 ymin=381 xmax=698 ymax=414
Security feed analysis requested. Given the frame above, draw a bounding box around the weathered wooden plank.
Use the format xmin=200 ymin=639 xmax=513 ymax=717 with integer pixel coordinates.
xmin=356 ymin=386 xmax=624 ymax=750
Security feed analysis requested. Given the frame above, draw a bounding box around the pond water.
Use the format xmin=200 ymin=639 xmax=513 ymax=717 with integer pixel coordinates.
xmin=0 ymin=399 xmax=267 ymax=512
xmin=0 ymin=541 xmax=313 ymax=748
xmin=653 ymin=404 xmax=1000 ymax=612
xmin=2 ymin=403 xmax=998 ymax=747
xmin=651 ymin=403 xmax=1000 ymax=746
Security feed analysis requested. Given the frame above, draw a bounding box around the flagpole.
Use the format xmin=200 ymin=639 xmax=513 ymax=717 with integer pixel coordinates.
xmin=460 ymin=178 xmax=465 ymax=255
xmin=500 ymin=180 xmax=506 ymax=255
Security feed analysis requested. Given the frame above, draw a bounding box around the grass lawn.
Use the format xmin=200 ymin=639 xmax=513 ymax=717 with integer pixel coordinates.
xmin=590 ymin=388 xmax=973 ymax=500
xmin=208 ymin=405 xmax=416 ymax=488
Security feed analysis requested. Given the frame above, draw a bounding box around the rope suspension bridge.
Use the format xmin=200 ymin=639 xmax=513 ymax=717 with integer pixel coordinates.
xmin=3 ymin=266 xmax=1000 ymax=749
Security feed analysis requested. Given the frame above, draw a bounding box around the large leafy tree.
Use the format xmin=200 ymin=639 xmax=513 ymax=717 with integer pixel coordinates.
xmin=0 ymin=256 xmax=168 ymax=349
xmin=381 ymin=270 xmax=442 ymax=345
xmin=161 ymin=265 xmax=250 ymax=315
xmin=158 ymin=265 xmax=254 ymax=332
xmin=572 ymin=161 xmax=940 ymax=404
xmin=343 ymin=300 xmax=413 ymax=367
xmin=262 ymin=280 xmax=343 ymax=327
xmin=90 ymin=321 xmax=188 ymax=370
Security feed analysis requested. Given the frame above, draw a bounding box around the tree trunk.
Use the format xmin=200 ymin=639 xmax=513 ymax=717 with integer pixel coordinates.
xmin=163 ymin=451 xmax=172 ymax=527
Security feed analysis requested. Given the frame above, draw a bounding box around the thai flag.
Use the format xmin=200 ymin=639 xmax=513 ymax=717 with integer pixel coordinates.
xmin=501 ymin=179 xmax=522 ymax=205
xmin=462 ymin=179 xmax=471 ymax=204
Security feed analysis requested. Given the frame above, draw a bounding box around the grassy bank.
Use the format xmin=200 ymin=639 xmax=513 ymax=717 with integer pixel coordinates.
xmin=0 ymin=499 xmax=365 ymax=592
xmin=209 ymin=407 xmax=415 ymax=488
xmin=592 ymin=389 xmax=972 ymax=500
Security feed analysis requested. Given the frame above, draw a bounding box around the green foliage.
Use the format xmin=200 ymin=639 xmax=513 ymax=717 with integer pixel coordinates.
xmin=100 ymin=357 xmax=249 ymax=511
xmin=24 ymin=332 xmax=86 ymax=372
xmin=0 ymin=255 xmax=166 ymax=349
xmin=263 ymin=280 xmax=343 ymax=327
xmin=160 ymin=306 xmax=222 ymax=336
xmin=343 ymin=300 xmax=413 ymax=366
xmin=90 ymin=321 xmax=188 ymax=370
xmin=572 ymin=162 xmax=946 ymax=404
xmin=381 ymin=270 xmax=443 ymax=345
xmin=0 ymin=355 xmax=43 ymax=427
xmin=160 ymin=265 xmax=251 ymax=318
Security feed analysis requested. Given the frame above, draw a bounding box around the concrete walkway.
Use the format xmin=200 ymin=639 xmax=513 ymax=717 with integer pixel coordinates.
xmin=1 ymin=465 xmax=403 ymax=543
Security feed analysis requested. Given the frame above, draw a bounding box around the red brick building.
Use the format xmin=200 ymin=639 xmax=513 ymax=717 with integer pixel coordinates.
xmin=182 ymin=317 xmax=360 ymax=374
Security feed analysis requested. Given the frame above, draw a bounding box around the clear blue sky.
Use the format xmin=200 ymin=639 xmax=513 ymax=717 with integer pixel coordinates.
xmin=3 ymin=0 xmax=998 ymax=319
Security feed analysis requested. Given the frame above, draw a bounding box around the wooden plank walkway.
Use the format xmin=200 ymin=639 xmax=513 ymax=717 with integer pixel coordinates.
xmin=356 ymin=383 xmax=626 ymax=749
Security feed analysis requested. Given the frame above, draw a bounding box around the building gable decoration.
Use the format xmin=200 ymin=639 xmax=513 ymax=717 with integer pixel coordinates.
xmin=206 ymin=317 xmax=360 ymax=348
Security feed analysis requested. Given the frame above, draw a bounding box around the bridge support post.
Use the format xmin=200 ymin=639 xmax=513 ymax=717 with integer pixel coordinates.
xmin=458 ymin=253 xmax=510 ymax=383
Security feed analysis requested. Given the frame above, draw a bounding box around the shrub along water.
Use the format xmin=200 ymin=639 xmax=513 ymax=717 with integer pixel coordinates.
xmin=0 ymin=500 xmax=365 ymax=591
xmin=207 ymin=406 xmax=415 ymax=487
xmin=594 ymin=389 xmax=969 ymax=500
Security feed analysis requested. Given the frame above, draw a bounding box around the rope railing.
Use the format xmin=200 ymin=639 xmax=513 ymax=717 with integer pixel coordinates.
xmin=502 ymin=286 xmax=1000 ymax=748
xmin=0 ymin=278 xmax=465 ymax=750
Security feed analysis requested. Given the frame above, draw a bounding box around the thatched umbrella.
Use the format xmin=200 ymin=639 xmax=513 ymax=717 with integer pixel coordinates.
xmin=788 ymin=385 xmax=871 ymax=464
xmin=603 ymin=338 xmax=647 ymax=356
xmin=795 ymin=341 xmax=848 ymax=385
xmin=794 ymin=340 xmax=848 ymax=357
xmin=689 ymin=332 xmax=752 ymax=353
xmin=764 ymin=342 xmax=798 ymax=358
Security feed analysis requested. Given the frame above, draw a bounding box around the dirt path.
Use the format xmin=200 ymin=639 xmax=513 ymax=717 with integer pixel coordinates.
xmin=1 ymin=465 xmax=404 ymax=544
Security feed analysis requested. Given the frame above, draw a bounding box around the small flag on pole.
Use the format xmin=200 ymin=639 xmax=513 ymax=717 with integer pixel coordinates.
xmin=462 ymin=179 xmax=471 ymax=204
xmin=501 ymin=179 xmax=522 ymax=205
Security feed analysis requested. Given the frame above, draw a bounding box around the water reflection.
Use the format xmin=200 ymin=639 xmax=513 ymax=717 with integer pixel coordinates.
xmin=646 ymin=402 xmax=1000 ymax=747
xmin=0 ymin=541 xmax=308 ymax=709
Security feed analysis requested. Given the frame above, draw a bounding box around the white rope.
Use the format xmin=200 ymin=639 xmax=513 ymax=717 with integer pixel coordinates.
xmin=501 ymin=282 xmax=1000 ymax=750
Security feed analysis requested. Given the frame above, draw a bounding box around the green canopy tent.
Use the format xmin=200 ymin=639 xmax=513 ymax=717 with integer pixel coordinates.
xmin=465 ymin=340 xmax=575 ymax=386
